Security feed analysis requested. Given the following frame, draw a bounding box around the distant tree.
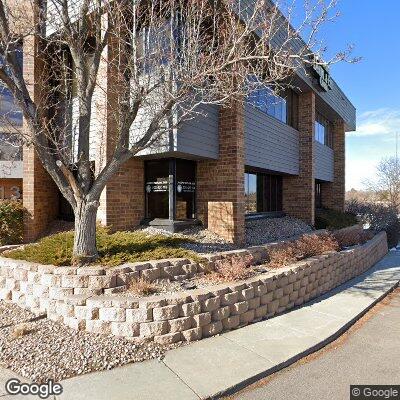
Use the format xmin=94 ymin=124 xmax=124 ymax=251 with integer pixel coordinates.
xmin=365 ymin=157 xmax=400 ymax=210
xmin=345 ymin=188 xmax=378 ymax=203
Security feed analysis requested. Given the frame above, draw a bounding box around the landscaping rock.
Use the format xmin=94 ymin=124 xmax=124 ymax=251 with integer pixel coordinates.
xmin=0 ymin=301 xmax=180 ymax=382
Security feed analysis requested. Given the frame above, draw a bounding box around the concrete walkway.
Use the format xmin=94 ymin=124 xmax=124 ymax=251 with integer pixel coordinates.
xmin=2 ymin=251 xmax=400 ymax=400
xmin=227 ymin=286 xmax=400 ymax=399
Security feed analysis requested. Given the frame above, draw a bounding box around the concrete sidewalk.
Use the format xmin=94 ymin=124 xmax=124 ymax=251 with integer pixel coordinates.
xmin=2 ymin=251 xmax=400 ymax=400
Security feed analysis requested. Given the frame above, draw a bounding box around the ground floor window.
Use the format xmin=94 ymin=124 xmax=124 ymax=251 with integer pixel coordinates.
xmin=315 ymin=181 xmax=322 ymax=209
xmin=244 ymin=172 xmax=283 ymax=213
xmin=145 ymin=159 xmax=196 ymax=220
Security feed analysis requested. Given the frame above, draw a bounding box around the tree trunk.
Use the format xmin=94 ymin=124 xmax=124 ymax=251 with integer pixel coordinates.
xmin=72 ymin=200 xmax=99 ymax=264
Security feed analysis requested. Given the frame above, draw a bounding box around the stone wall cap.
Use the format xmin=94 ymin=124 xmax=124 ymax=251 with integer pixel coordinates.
xmin=105 ymin=264 xmax=133 ymax=275
xmin=76 ymin=266 xmax=106 ymax=276
xmin=127 ymin=262 xmax=152 ymax=272
xmin=188 ymin=288 xmax=212 ymax=302
xmin=53 ymin=266 xmax=78 ymax=275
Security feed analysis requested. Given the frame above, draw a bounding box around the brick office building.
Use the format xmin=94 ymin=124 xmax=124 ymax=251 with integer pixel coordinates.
xmin=15 ymin=8 xmax=356 ymax=244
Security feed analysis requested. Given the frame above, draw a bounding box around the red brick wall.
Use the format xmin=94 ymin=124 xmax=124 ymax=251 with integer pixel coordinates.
xmin=0 ymin=178 xmax=23 ymax=199
xmin=100 ymin=158 xmax=145 ymax=231
xmin=321 ymin=120 xmax=345 ymax=211
xmin=23 ymin=147 xmax=59 ymax=242
xmin=282 ymin=91 xmax=315 ymax=225
xmin=22 ymin=36 xmax=59 ymax=242
xmin=197 ymin=102 xmax=245 ymax=244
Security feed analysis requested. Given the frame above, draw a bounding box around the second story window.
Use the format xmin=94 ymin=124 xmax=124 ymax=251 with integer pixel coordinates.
xmin=248 ymin=87 xmax=287 ymax=124
xmin=315 ymin=113 xmax=333 ymax=148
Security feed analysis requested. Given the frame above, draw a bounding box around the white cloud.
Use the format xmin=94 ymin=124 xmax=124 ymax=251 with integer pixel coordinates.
xmin=348 ymin=108 xmax=400 ymax=138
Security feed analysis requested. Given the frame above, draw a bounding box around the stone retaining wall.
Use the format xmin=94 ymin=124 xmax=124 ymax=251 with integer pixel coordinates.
xmin=0 ymin=231 xmax=388 ymax=344
xmin=0 ymin=226 xmax=360 ymax=292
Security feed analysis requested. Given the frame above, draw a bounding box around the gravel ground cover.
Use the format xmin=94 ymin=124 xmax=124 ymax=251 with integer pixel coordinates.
xmin=244 ymin=217 xmax=313 ymax=246
xmin=141 ymin=216 xmax=313 ymax=253
xmin=0 ymin=301 xmax=181 ymax=382
xmin=0 ymin=302 xmax=38 ymax=328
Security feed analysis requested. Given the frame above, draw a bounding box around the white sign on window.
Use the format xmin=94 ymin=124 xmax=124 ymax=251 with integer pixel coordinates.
xmin=0 ymin=185 xmax=21 ymax=200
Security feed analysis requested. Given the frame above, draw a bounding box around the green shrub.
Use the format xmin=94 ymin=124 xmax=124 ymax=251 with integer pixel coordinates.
xmin=315 ymin=208 xmax=358 ymax=230
xmin=5 ymin=226 xmax=200 ymax=266
xmin=0 ymin=200 xmax=25 ymax=245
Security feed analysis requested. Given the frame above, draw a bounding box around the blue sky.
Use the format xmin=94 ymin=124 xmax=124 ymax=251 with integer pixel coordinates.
xmin=319 ymin=0 xmax=400 ymax=190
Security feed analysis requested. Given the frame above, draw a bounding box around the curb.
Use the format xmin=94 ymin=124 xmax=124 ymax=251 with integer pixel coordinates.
xmin=209 ymin=279 xmax=400 ymax=399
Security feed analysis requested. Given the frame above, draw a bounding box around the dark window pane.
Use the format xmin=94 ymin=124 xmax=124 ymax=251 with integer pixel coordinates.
xmin=245 ymin=172 xmax=282 ymax=213
xmin=315 ymin=182 xmax=322 ymax=208
xmin=176 ymin=159 xmax=196 ymax=219
xmin=145 ymin=160 xmax=170 ymax=219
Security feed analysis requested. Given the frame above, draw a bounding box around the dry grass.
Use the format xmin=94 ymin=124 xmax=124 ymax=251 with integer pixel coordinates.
xmin=10 ymin=323 xmax=31 ymax=339
xmin=334 ymin=229 xmax=374 ymax=249
xmin=295 ymin=233 xmax=339 ymax=258
xmin=205 ymin=232 xmax=363 ymax=282
xmin=267 ymin=243 xmax=298 ymax=269
xmin=206 ymin=255 xmax=255 ymax=283
xmin=267 ymin=233 xmax=339 ymax=269
xmin=128 ymin=278 xmax=159 ymax=296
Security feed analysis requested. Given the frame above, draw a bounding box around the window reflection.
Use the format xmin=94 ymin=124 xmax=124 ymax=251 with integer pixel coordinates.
xmin=245 ymin=172 xmax=282 ymax=214
xmin=244 ymin=173 xmax=257 ymax=213
xmin=248 ymin=87 xmax=287 ymax=124
xmin=315 ymin=113 xmax=333 ymax=148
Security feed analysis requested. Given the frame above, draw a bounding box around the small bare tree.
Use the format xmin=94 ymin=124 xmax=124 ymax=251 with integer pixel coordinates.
xmin=0 ymin=0 xmax=357 ymax=263
xmin=365 ymin=156 xmax=400 ymax=210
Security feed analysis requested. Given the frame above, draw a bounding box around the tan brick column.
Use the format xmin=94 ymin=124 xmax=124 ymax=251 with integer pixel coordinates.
xmin=321 ymin=119 xmax=345 ymax=211
xmin=23 ymin=36 xmax=59 ymax=242
xmin=282 ymin=91 xmax=315 ymax=225
xmin=197 ymin=102 xmax=245 ymax=244
xmin=97 ymin=16 xmax=145 ymax=230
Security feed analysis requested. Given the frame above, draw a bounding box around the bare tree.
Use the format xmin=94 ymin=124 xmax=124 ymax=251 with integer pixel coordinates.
xmin=345 ymin=188 xmax=379 ymax=204
xmin=0 ymin=0 xmax=357 ymax=263
xmin=364 ymin=156 xmax=400 ymax=210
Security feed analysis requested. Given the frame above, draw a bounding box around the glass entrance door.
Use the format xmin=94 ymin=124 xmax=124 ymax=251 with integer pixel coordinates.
xmin=176 ymin=159 xmax=196 ymax=219
xmin=145 ymin=160 xmax=170 ymax=219
xmin=145 ymin=159 xmax=196 ymax=220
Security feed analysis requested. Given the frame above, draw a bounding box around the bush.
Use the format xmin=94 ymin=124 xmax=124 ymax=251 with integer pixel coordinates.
xmin=4 ymin=226 xmax=200 ymax=266
xmin=333 ymin=228 xmax=374 ymax=249
xmin=128 ymin=278 xmax=158 ymax=296
xmin=346 ymin=200 xmax=400 ymax=248
xmin=206 ymin=255 xmax=254 ymax=282
xmin=267 ymin=233 xmax=339 ymax=269
xmin=315 ymin=208 xmax=358 ymax=230
xmin=267 ymin=243 xmax=297 ymax=269
xmin=0 ymin=200 xmax=25 ymax=246
xmin=294 ymin=233 xmax=339 ymax=258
